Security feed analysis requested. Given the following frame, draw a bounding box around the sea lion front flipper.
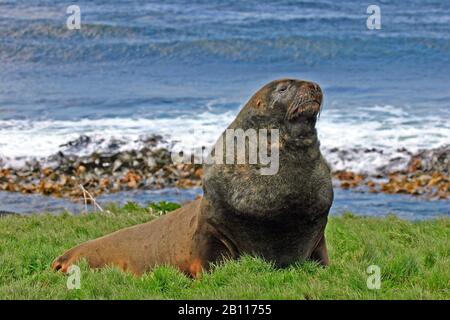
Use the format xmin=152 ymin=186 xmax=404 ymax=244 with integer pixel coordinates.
xmin=188 ymin=221 xmax=237 ymax=278
xmin=309 ymin=235 xmax=329 ymax=266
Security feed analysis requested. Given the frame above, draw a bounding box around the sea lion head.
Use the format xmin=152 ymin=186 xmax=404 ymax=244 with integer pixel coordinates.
xmin=203 ymin=79 xmax=330 ymax=219
xmin=230 ymin=78 xmax=323 ymax=148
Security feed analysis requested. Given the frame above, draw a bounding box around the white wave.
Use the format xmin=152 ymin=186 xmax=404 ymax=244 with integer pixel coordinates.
xmin=0 ymin=112 xmax=235 ymax=167
xmin=317 ymin=106 xmax=450 ymax=174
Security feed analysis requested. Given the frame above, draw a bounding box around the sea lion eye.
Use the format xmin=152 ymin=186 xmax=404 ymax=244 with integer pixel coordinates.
xmin=278 ymin=85 xmax=288 ymax=93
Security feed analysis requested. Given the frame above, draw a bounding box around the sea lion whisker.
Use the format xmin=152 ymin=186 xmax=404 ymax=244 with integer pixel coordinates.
xmin=290 ymin=94 xmax=306 ymax=120
xmin=286 ymin=92 xmax=302 ymax=120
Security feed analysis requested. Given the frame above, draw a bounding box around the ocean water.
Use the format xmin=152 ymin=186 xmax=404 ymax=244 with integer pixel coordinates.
xmin=0 ymin=1 xmax=449 ymax=217
xmin=0 ymin=188 xmax=448 ymax=220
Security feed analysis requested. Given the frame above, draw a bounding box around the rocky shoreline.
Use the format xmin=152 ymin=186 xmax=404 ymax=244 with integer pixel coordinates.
xmin=0 ymin=135 xmax=203 ymax=201
xmin=334 ymin=146 xmax=449 ymax=199
xmin=0 ymin=135 xmax=448 ymax=201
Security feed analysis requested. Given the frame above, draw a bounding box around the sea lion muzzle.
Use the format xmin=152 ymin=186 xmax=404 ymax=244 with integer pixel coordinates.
xmin=286 ymin=82 xmax=323 ymax=120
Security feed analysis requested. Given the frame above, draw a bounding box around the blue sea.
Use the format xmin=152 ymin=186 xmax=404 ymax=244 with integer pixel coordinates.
xmin=0 ymin=0 xmax=449 ymax=217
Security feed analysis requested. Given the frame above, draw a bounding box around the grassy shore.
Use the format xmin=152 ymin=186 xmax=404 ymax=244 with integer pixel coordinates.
xmin=0 ymin=202 xmax=448 ymax=300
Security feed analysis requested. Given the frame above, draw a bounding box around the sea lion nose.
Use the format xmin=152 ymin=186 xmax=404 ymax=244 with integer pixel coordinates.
xmin=309 ymin=81 xmax=322 ymax=96
xmin=304 ymin=82 xmax=322 ymax=105
xmin=287 ymin=80 xmax=324 ymax=120
xmin=310 ymin=82 xmax=319 ymax=91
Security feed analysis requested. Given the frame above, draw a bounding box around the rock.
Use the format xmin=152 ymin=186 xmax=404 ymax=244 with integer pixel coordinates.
xmin=76 ymin=165 xmax=86 ymax=175
xmin=408 ymin=145 xmax=450 ymax=173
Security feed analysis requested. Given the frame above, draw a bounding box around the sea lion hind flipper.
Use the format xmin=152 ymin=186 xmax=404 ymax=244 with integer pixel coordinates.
xmin=52 ymin=199 xmax=205 ymax=276
xmin=51 ymin=244 xmax=88 ymax=273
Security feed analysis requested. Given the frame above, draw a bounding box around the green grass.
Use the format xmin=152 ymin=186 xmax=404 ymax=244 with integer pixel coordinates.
xmin=0 ymin=202 xmax=448 ymax=300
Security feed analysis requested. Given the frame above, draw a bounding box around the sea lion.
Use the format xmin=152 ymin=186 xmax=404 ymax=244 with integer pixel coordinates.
xmin=52 ymin=79 xmax=333 ymax=277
